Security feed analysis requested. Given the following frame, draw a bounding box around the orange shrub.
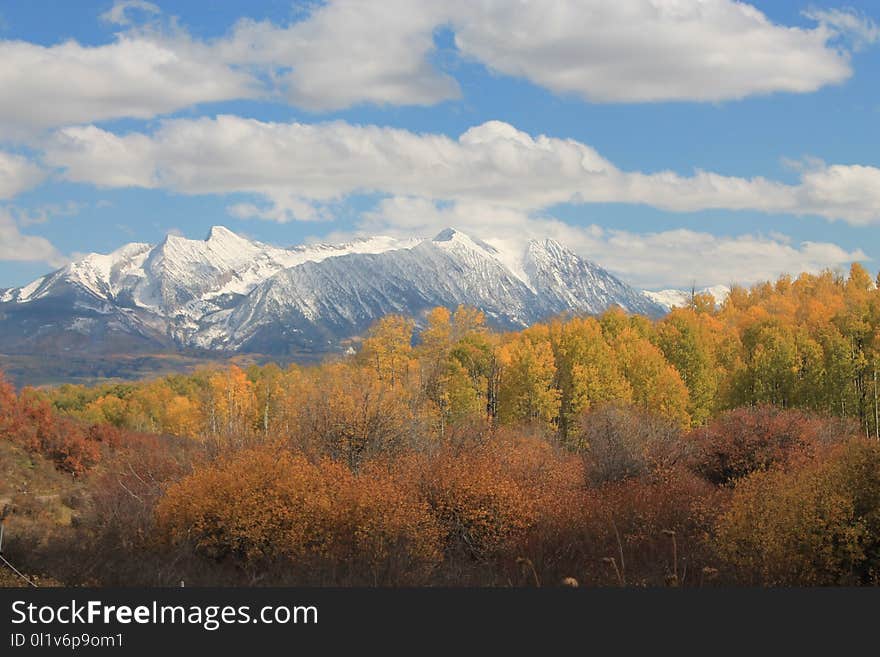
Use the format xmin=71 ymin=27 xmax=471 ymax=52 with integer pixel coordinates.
xmin=0 ymin=375 xmax=110 ymax=475
xmin=491 ymin=432 xmax=584 ymax=508
xmin=413 ymin=441 xmax=542 ymax=563
xmin=714 ymin=438 xmax=880 ymax=585
xmin=155 ymin=448 xmax=442 ymax=585
xmin=0 ymin=370 xmax=21 ymax=437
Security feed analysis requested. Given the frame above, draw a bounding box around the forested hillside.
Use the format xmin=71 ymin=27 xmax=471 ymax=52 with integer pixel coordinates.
xmin=2 ymin=264 xmax=880 ymax=587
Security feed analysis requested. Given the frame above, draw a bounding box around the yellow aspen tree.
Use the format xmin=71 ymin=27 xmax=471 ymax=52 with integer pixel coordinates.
xmin=496 ymin=329 xmax=560 ymax=425
xmin=359 ymin=314 xmax=415 ymax=387
xmin=613 ymin=327 xmax=691 ymax=427
xmin=550 ymin=317 xmax=631 ymax=441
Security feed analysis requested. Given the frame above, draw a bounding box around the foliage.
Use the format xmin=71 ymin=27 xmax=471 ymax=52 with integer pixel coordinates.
xmin=155 ymin=448 xmax=442 ymax=585
xmin=714 ymin=438 xmax=880 ymax=585
xmin=6 ymin=262 xmax=880 ymax=587
xmin=686 ymin=405 xmax=854 ymax=485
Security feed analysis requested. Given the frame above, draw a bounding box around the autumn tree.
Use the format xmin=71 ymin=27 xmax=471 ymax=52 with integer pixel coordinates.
xmin=289 ymin=363 xmax=420 ymax=469
xmin=549 ymin=317 xmax=631 ymax=443
xmin=416 ymin=306 xmax=491 ymax=433
xmin=496 ymin=327 xmax=560 ymax=426
xmin=656 ymin=309 xmax=722 ymax=425
xmin=612 ymin=327 xmax=690 ymax=427
xmin=205 ymin=366 xmax=257 ymax=447
xmin=359 ymin=314 xmax=415 ymax=387
xmin=248 ymin=362 xmax=284 ymax=436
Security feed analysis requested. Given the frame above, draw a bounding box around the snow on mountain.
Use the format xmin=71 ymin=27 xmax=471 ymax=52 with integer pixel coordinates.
xmin=0 ymin=226 xmax=666 ymax=356
xmin=643 ymin=285 xmax=731 ymax=310
xmin=5 ymin=227 xmax=415 ymax=310
xmin=524 ymin=238 xmax=661 ymax=317
xmin=199 ymin=228 xmax=540 ymax=352
xmin=1 ymin=241 xmax=153 ymax=305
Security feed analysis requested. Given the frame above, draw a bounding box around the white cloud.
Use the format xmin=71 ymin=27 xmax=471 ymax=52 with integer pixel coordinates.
xmin=43 ymin=116 xmax=880 ymax=226
xmin=100 ymin=0 xmax=161 ymax=27
xmin=804 ymin=7 xmax=880 ymax=51
xmin=0 ymin=32 xmax=256 ymax=137
xmin=0 ymin=151 xmax=44 ymax=199
xmin=10 ymin=200 xmax=83 ymax=227
xmin=587 ymin=228 xmax=866 ymax=289
xmin=217 ymin=2 xmax=460 ymax=111
xmin=227 ymin=194 xmax=333 ymax=223
xmin=359 ymin=196 xmax=866 ymax=288
xmin=796 ymin=163 xmax=880 ymax=226
xmin=0 ymin=0 xmax=869 ymax=137
xmin=46 ymin=125 xmax=158 ymax=187
xmin=0 ymin=208 xmax=67 ymax=267
xmin=211 ymin=0 xmax=860 ymax=109
xmin=450 ymin=0 xmax=854 ymax=103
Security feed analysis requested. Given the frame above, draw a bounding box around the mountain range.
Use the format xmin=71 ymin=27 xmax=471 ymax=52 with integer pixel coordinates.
xmin=0 ymin=226 xmax=674 ymax=360
xmin=643 ymin=285 xmax=731 ymax=310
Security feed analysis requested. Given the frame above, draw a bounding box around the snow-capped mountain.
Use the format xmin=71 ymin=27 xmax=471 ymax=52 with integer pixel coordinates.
xmin=0 ymin=226 xmax=665 ymax=357
xmin=643 ymin=285 xmax=731 ymax=310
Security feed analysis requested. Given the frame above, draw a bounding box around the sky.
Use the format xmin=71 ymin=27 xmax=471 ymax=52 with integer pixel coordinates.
xmin=1 ymin=0 xmax=879 ymax=291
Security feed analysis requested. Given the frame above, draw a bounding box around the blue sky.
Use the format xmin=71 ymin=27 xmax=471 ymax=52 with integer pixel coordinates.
xmin=1 ymin=0 xmax=879 ymax=289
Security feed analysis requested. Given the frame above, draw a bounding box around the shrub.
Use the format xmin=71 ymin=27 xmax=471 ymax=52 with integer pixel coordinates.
xmin=574 ymin=404 xmax=684 ymax=484
xmin=714 ymin=438 xmax=880 ymax=585
xmin=582 ymin=467 xmax=721 ymax=586
xmin=414 ymin=446 xmax=536 ymax=564
xmin=155 ymin=448 xmax=442 ymax=585
xmin=686 ymin=405 xmax=854 ymax=485
xmin=1 ymin=379 xmax=106 ymax=476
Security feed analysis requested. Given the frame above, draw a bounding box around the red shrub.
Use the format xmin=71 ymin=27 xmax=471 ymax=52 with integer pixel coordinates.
xmin=86 ymin=422 xmax=126 ymax=448
xmin=686 ymin=405 xmax=854 ymax=485
xmin=2 ymin=384 xmax=101 ymax=476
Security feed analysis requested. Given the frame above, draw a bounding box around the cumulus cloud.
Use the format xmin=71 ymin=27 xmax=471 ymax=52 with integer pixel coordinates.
xmin=0 ymin=31 xmax=256 ymax=138
xmin=581 ymin=228 xmax=866 ymax=289
xmin=0 ymin=151 xmax=44 ymax=200
xmin=359 ymin=196 xmax=866 ymax=288
xmin=212 ymin=0 xmax=859 ymax=108
xmin=0 ymin=0 xmax=872 ymax=137
xmin=43 ymin=116 xmax=880 ymax=226
xmin=0 ymin=208 xmax=67 ymax=267
xmin=217 ymin=1 xmax=460 ymax=111
xmin=795 ymin=163 xmax=880 ymax=226
xmin=451 ymin=0 xmax=855 ymax=103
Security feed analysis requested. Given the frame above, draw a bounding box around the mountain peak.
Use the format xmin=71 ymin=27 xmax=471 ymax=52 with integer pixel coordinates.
xmin=432 ymin=227 xmax=498 ymax=255
xmin=160 ymin=231 xmax=186 ymax=245
xmin=206 ymin=225 xmax=245 ymax=243
xmin=432 ymin=227 xmax=461 ymax=242
xmin=643 ymin=285 xmax=730 ymax=310
xmin=526 ymin=237 xmax=573 ymax=262
xmin=528 ymin=236 xmax=565 ymax=250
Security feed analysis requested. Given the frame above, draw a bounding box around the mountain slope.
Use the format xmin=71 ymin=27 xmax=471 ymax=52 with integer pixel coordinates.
xmin=643 ymin=285 xmax=731 ymax=310
xmin=0 ymin=226 xmax=665 ymax=357
xmin=525 ymin=238 xmax=661 ymax=317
